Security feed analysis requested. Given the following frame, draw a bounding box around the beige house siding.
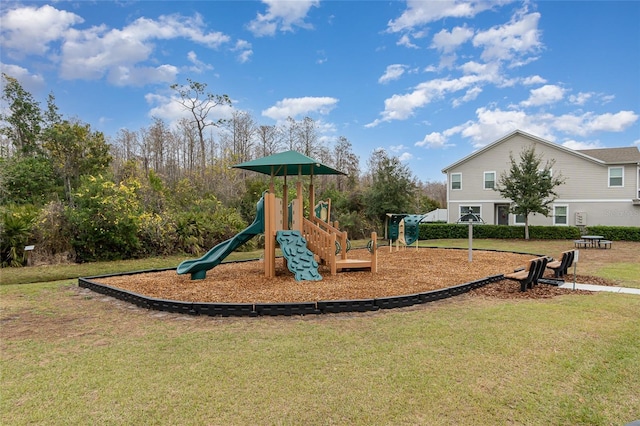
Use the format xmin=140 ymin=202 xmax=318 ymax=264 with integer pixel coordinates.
xmin=443 ymin=131 xmax=640 ymax=227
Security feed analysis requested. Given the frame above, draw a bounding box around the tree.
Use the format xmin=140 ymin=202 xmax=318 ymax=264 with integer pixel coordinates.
xmin=494 ymin=145 xmax=565 ymax=240
xmin=297 ymin=116 xmax=318 ymax=157
xmin=0 ymin=73 xmax=43 ymax=156
xmin=333 ymin=136 xmax=360 ymax=191
xmin=43 ymin=120 xmax=112 ymax=204
xmin=256 ymin=125 xmax=281 ymax=158
xmin=363 ymin=149 xmax=418 ymax=225
xmin=170 ymin=79 xmax=231 ymax=173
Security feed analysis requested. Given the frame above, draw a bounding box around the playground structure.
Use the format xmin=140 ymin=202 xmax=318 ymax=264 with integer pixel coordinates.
xmin=385 ymin=213 xmax=426 ymax=250
xmin=177 ymin=151 xmax=377 ymax=281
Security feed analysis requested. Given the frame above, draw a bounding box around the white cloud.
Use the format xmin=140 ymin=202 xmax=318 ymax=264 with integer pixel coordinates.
xmin=232 ymin=40 xmax=253 ymax=63
xmin=398 ymin=152 xmax=413 ymax=161
xmin=262 ymin=96 xmax=339 ymax=120
xmin=0 ymin=63 xmax=46 ymax=92
xmin=367 ymin=72 xmax=501 ymax=126
xmin=397 ymin=34 xmax=419 ymax=49
xmin=553 ymin=110 xmax=639 ymax=136
xmin=415 ymin=106 xmax=639 ymax=150
xmin=452 ymin=86 xmax=482 ymax=107
xmin=389 ymin=144 xmax=407 ymax=152
xmin=521 ymin=75 xmax=546 ymax=85
xmin=461 ymin=107 xmax=555 ymax=147
xmin=520 ymin=84 xmax=566 ymax=107
xmin=472 ymin=12 xmax=542 ymax=66
xmin=387 ymin=0 xmax=505 ymax=33
xmin=379 ymin=64 xmax=407 ymax=84
xmin=568 ymin=92 xmax=593 ymax=106
xmin=561 ymin=139 xmax=603 ymax=150
xmin=415 ymin=132 xmax=449 ymax=148
xmin=1 ymin=5 xmax=238 ymax=87
xmin=145 ymin=91 xmax=234 ymax=128
xmin=431 ymin=26 xmax=474 ymax=54
xmin=0 ymin=5 xmax=82 ymax=57
xmin=247 ymin=0 xmax=320 ymax=37
xmin=187 ymin=51 xmax=214 ymax=73
xmin=59 ymin=13 xmax=230 ymax=84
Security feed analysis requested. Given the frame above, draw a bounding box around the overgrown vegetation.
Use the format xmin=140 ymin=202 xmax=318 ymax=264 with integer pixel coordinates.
xmin=1 ymin=74 xmax=444 ymax=266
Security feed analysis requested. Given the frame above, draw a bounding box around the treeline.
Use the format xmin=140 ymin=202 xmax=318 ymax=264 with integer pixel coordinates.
xmin=0 ymin=74 xmax=445 ymax=267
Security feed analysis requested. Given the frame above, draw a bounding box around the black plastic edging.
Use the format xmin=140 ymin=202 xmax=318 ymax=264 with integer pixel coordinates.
xmin=79 ymin=272 xmax=505 ymax=317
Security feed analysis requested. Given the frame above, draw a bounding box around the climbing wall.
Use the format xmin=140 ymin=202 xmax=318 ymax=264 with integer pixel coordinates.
xmin=275 ymin=230 xmax=322 ymax=281
xmin=403 ymin=214 xmax=426 ymax=246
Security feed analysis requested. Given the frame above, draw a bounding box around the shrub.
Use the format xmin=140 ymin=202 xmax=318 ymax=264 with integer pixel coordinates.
xmin=171 ymin=197 xmax=249 ymax=255
xmin=419 ymin=223 xmax=582 ymax=240
xmin=32 ymin=201 xmax=72 ymax=259
xmin=67 ymin=175 xmax=142 ymax=262
xmin=0 ymin=204 xmax=38 ymax=267
xmin=585 ymin=226 xmax=640 ymax=242
xmin=136 ymin=212 xmax=177 ymax=257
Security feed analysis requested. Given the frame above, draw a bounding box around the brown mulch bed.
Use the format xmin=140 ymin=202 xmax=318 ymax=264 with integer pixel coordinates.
xmin=94 ymin=248 xmax=609 ymax=303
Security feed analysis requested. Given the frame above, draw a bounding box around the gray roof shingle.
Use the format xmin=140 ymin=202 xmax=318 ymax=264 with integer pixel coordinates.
xmin=576 ymin=147 xmax=640 ymax=164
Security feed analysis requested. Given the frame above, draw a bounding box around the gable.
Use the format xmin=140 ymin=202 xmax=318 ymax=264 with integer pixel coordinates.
xmin=441 ymin=130 xmax=604 ymax=173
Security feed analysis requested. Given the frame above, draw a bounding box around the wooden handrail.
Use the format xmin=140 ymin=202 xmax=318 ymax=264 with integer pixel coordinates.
xmin=309 ymin=215 xmax=348 ymax=260
xmin=302 ymin=217 xmax=337 ymax=275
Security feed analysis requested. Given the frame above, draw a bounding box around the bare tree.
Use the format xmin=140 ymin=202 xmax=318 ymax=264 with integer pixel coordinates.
xmin=281 ymin=116 xmax=299 ymax=151
xmin=256 ymin=124 xmax=281 ymax=157
xmin=224 ymin=110 xmax=256 ymax=163
xmin=177 ymin=118 xmax=198 ymax=172
xmin=419 ymin=180 xmax=446 ymax=208
xmin=333 ymin=136 xmax=360 ymax=191
xmin=297 ymin=116 xmax=318 ymax=157
xmin=170 ymin=79 xmax=231 ymax=173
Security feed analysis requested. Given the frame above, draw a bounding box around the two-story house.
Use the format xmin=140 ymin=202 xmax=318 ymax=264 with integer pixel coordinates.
xmin=441 ymin=130 xmax=640 ymax=227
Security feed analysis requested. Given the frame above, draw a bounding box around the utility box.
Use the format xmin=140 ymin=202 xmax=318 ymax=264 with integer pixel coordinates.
xmin=575 ymin=211 xmax=587 ymax=226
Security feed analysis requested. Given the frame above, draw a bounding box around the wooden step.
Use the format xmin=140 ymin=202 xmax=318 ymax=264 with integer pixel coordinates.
xmin=336 ymin=259 xmax=372 ymax=271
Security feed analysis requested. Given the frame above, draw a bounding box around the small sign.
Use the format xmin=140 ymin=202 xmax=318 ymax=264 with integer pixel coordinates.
xmin=573 ymin=250 xmax=579 ymax=263
xmin=24 ymin=245 xmax=35 ymax=251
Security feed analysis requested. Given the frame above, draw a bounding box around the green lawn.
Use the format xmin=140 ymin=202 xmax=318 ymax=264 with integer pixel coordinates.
xmin=2 ymin=240 xmax=639 ymax=425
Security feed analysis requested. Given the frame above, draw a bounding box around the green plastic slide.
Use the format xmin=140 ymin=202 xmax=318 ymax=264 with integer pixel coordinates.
xmin=176 ymin=195 xmax=265 ymax=280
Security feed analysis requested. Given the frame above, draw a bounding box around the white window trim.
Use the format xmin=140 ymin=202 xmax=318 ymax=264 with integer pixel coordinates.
xmin=459 ymin=205 xmax=481 ymax=217
xmin=608 ymin=166 xmax=624 ymax=188
xmin=483 ymin=171 xmax=496 ymax=190
xmin=513 ymin=213 xmax=526 ymax=225
xmin=451 ymin=173 xmax=462 ymax=190
xmin=553 ymin=204 xmax=569 ymax=226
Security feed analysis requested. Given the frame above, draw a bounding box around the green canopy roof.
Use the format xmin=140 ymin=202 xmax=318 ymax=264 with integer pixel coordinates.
xmin=233 ymin=150 xmax=346 ymax=176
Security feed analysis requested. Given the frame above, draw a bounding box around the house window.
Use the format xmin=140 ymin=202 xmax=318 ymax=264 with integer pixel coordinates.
xmin=554 ymin=205 xmax=568 ymax=225
xmin=451 ymin=173 xmax=462 ymax=190
xmin=608 ymin=166 xmax=624 ymax=187
xmin=460 ymin=206 xmax=480 ymax=216
xmin=484 ymin=171 xmax=496 ymax=189
xmin=514 ymin=213 xmax=526 ymax=225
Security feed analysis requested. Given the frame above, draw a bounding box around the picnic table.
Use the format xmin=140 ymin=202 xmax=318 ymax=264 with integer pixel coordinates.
xmin=575 ymin=235 xmax=611 ymax=249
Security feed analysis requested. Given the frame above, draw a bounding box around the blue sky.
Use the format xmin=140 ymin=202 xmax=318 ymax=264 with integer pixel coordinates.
xmin=1 ymin=0 xmax=639 ymax=182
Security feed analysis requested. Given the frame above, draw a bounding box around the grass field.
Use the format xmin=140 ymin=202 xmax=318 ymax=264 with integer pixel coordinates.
xmin=1 ymin=239 xmax=639 ymax=425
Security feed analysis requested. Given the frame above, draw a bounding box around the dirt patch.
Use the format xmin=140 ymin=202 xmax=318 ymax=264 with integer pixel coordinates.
xmin=93 ymin=248 xmax=609 ymax=303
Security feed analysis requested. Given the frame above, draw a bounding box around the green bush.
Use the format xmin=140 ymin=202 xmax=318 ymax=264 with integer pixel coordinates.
xmin=67 ymin=175 xmax=142 ymax=262
xmin=419 ymin=223 xmax=582 ymax=240
xmin=172 ymin=197 xmax=249 ymax=255
xmin=136 ymin=212 xmax=177 ymax=257
xmin=585 ymin=226 xmax=640 ymax=242
xmin=0 ymin=204 xmax=38 ymax=267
